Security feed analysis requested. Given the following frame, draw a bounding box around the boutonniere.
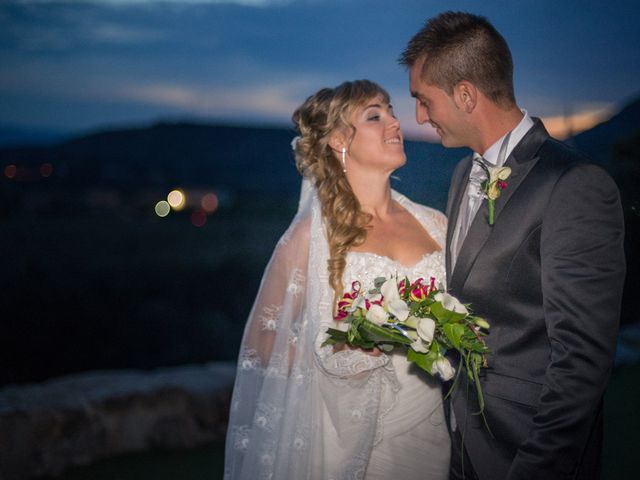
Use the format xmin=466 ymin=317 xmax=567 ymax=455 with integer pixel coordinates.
xmin=475 ymin=159 xmax=511 ymax=225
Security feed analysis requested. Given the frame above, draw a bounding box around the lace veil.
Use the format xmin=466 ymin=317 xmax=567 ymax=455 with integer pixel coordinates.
xmin=224 ymin=177 xmax=400 ymax=480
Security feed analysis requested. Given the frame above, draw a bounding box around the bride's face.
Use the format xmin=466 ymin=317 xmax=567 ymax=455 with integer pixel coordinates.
xmin=345 ymin=95 xmax=406 ymax=174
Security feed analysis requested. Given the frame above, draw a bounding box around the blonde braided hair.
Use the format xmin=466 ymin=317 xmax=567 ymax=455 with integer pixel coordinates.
xmin=292 ymin=80 xmax=390 ymax=303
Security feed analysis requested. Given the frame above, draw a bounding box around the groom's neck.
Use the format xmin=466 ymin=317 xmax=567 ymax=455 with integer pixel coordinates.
xmin=471 ymin=100 xmax=524 ymax=155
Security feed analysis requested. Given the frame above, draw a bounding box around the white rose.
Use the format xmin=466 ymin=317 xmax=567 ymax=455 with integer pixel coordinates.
xmin=366 ymin=304 xmax=388 ymax=326
xmin=416 ymin=318 xmax=436 ymax=345
xmin=433 ymin=292 xmax=469 ymax=315
xmin=431 ymin=356 xmax=456 ymax=381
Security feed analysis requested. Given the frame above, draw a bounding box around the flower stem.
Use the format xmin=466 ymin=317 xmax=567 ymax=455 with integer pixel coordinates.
xmin=488 ymin=200 xmax=495 ymax=225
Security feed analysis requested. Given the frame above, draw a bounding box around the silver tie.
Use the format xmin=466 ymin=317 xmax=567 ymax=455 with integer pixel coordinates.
xmin=452 ymin=131 xmax=512 ymax=264
xmin=459 ymin=159 xmax=487 ymax=244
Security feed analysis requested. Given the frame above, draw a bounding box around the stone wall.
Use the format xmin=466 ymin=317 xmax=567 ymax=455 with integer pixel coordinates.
xmin=0 ymin=362 xmax=236 ymax=480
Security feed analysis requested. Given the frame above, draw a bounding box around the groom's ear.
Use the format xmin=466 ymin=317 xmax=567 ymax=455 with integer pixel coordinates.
xmin=454 ymin=81 xmax=477 ymax=113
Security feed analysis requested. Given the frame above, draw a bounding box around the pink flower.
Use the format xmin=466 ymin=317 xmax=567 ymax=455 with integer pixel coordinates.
xmin=408 ymin=277 xmax=437 ymax=301
xmin=428 ymin=277 xmax=437 ymax=295
xmin=398 ymin=279 xmax=408 ymax=296
xmin=337 ymin=293 xmax=354 ymax=310
xmin=334 ymin=282 xmax=361 ymax=321
xmin=334 ymin=309 xmax=349 ymax=321
xmin=365 ymin=297 xmax=383 ymax=310
xmin=410 ymin=282 xmax=429 ymax=302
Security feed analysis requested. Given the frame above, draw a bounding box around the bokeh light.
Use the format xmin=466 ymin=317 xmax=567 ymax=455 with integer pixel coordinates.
xmin=167 ymin=189 xmax=186 ymax=211
xmin=155 ymin=200 xmax=171 ymax=217
xmin=4 ymin=164 xmax=17 ymax=179
xmin=40 ymin=163 xmax=53 ymax=177
xmin=191 ymin=210 xmax=207 ymax=227
xmin=201 ymin=192 xmax=219 ymax=213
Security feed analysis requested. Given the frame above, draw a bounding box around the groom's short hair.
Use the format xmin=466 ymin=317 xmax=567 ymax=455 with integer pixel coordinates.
xmin=400 ymin=11 xmax=515 ymax=107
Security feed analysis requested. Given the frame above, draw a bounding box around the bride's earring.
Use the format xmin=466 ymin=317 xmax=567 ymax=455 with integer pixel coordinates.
xmin=341 ymin=147 xmax=347 ymax=173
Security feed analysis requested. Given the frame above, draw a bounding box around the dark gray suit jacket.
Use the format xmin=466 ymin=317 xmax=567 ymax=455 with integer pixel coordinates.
xmin=445 ymin=119 xmax=625 ymax=480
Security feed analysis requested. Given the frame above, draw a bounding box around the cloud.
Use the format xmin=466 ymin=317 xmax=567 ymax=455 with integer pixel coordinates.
xmin=8 ymin=0 xmax=293 ymax=5
xmin=540 ymin=104 xmax=614 ymax=140
xmin=1 ymin=0 xmax=638 ymax=133
xmin=118 ymin=79 xmax=316 ymax=121
xmin=0 ymin=4 xmax=170 ymax=52
xmin=90 ymin=22 xmax=167 ymax=43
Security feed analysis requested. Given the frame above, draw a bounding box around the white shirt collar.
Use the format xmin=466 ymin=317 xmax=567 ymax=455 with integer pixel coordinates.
xmin=474 ymin=110 xmax=535 ymax=166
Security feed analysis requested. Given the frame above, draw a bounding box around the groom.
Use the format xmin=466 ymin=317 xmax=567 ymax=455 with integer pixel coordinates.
xmin=400 ymin=11 xmax=625 ymax=480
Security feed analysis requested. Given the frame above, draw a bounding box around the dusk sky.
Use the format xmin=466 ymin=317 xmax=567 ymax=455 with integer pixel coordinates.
xmin=1 ymin=0 xmax=639 ymax=140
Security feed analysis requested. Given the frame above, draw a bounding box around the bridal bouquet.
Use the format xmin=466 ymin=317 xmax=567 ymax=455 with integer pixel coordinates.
xmin=323 ymin=276 xmax=491 ymax=414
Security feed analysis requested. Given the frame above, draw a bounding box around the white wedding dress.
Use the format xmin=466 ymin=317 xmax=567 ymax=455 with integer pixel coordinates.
xmin=338 ymin=250 xmax=451 ymax=479
xmin=224 ymin=181 xmax=450 ymax=480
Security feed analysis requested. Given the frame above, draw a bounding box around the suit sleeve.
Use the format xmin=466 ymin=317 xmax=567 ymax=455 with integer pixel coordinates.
xmin=507 ymin=163 xmax=625 ymax=479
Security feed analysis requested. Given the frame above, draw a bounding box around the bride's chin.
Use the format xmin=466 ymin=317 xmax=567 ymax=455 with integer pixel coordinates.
xmin=385 ymin=152 xmax=406 ymax=167
xmin=394 ymin=155 xmax=407 ymax=169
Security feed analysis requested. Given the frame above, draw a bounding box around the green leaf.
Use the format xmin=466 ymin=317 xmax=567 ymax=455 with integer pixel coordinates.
xmin=373 ymin=277 xmax=387 ymax=289
xmin=325 ymin=327 xmax=347 ymax=340
xmin=347 ymin=323 xmax=370 ymax=347
xmin=400 ymin=278 xmax=411 ymax=300
xmin=346 ymin=327 xmax=376 ymax=349
xmin=430 ymin=339 xmax=444 ymax=355
xmin=407 ymin=348 xmax=437 ymax=374
xmin=321 ymin=328 xmax=348 ymax=347
xmin=357 ymin=340 xmax=377 ymax=349
xmin=430 ymin=302 xmax=467 ymax=323
xmin=463 ymin=340 xmax=491 ymax=354
xmin=443 ymin=323 xmax=465 ymax=350
xmin=359 ymin=320 xmax=413 ymax=345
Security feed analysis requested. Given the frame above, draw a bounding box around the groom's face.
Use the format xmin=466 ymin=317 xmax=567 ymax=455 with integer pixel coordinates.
xmin=409 ymin=62 xmax=468 ymax=148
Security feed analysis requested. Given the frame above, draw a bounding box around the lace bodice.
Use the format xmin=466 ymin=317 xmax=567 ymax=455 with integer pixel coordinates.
xmin=344 ymin=250 xmax=446 ymax=292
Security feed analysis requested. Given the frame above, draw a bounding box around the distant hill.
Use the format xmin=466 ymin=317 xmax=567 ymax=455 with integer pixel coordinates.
xmin=2 ymin=92 xmax=639 ymax=211
xmin=0 ymin=123 xmax=71 ymax=148
xmin=0 ymin=121 xmax=468 ymax=211
xmin=572 ymin=95 xmax=640 ymax=164
xmin=0 ymin=122 xmax=302 ymax=195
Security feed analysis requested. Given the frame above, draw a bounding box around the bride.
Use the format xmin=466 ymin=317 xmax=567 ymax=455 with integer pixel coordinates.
xmin=224 ymin=80 xmax=450 ymax=479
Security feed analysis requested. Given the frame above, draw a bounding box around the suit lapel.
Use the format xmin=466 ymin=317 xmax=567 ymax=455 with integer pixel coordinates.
xmin=449 ymin=119 xmax=550 ymax=291
xmin=446 ymin=157 xmax=473 ymax=279
xmin=492 ymin=119 xmax=549 ymax=222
